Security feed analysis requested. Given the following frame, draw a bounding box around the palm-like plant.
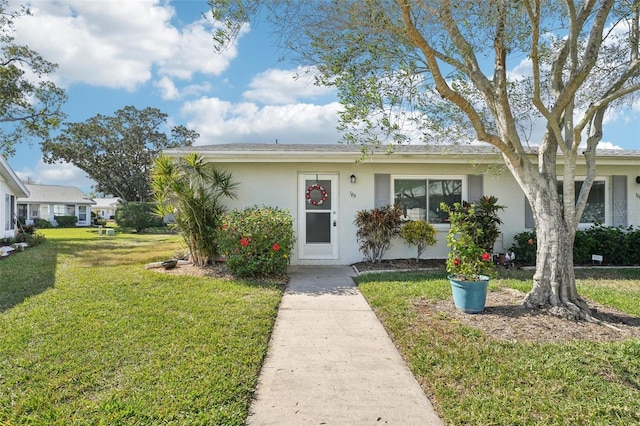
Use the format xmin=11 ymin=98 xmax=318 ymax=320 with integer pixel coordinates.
xmin=151 ymin=153 xmax=238 ymax=266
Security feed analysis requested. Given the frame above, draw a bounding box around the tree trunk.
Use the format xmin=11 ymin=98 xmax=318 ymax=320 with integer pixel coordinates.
xmin=523 ymin=204 xmax=591 ymax=320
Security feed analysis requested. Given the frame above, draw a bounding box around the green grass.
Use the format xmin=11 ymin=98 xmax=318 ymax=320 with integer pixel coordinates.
xmin=356 ymin=268 xmax=640 ymax=425
xmin=0 ymin=228 xmax=282 ymax=425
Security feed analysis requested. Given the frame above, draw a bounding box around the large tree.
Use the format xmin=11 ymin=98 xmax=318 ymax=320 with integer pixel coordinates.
xmin=0 ymin=0 xmax=66 ymax=157
xmin=42 ymin=106 xmax=199 ymax=201
xmin=211 ymin=0 xmax=640 ymax=319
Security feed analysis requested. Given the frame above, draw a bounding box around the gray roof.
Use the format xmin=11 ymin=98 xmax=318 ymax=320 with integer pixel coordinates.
xmin=166 ymin=143 xmax=501 ymax=155
xmin=165 ymin=143 xmax=640 ymax=157
xmin=92 ymin=197 xmax=122 ymax=209
xmin=18 ymin=184 xmax=95 ymax=205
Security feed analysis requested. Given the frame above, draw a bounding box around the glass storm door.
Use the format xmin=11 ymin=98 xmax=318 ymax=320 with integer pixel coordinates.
xmin=298 ymin=174 xmax=338 ymax=260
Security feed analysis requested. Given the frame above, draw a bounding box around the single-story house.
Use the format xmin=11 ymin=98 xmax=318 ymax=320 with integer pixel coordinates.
xmin=164 ymin=143 xmax=640 ymax=266
xmin=17 ymin=184 xmax=95 ymax=227
xmin=0 ymin=156 xmax=30 ymax=239
xmin=91 ymin=197 xmax=122 ymax=220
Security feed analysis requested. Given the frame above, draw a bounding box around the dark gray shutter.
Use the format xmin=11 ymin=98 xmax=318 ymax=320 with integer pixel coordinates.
xmin=611 ymin=175 xmax=627 ymax=227
xmin=467 ymin=174 xmax=483 ymax=203
xmin=524 ymin=196 xmax=535 ymax=228
xmin=374 ymin=174 xmax=391 ymax=207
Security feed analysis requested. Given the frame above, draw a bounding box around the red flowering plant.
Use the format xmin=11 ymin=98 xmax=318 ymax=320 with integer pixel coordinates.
xmin=217 ymin=206 xmax=295 ymax=278
xmin=441 ymin=200 xmax=501 ymax=281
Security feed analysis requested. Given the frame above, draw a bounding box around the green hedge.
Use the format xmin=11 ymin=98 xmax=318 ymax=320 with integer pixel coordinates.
xmin=115 ymin=202 xmax=163 ymax=232
xmin=511 ymin=225 xmax=640 ymax=266
xmin=54 ymin=215 xmax=77 ymax=228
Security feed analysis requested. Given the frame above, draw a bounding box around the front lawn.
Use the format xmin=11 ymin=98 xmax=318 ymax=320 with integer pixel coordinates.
xmin=0 ymin=228 xmax=282 ymax=425
xmin=356 ymin=268 xmax=640 ymax=425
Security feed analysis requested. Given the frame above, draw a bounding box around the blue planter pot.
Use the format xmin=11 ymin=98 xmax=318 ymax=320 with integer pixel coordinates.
xmin=448 ymin=275 xmax=489 ymax=314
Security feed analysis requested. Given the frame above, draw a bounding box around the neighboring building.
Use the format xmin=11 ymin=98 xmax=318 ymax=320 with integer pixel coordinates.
xmin=0 ymin=157 xmax=30 ymax=239
xmin=92 ymin=197 xmax=122 ymax=220
xmin=164 ymin=143 xmax=640 ymax=266
xmin=17 ymin=184 xmax=95 ymax=227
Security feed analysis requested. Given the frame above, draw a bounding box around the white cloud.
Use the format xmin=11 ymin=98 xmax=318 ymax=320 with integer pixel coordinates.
xmin=154 ymin=76 xmax=180 ymax=100
xmin=506 ymin=57 xmax=533 ymax=80
xmin=17 ymin=160 xmax=95 ymax=192
xmin=181 ymin=97 xmax=343 ymax=144
xmin=595 ymin=141 xmax=623 ymax=150
xmin=12 ymin=1 xmax=240 ymax=90
xmin=158 ymin=16 xmax=243 ymax=80
xmin=244 ymin=66 xmax=335 ymax=104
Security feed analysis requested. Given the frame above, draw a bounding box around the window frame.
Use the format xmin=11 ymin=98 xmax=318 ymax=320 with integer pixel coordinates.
xmin=557 ymin=176 xmax=609 ymax=228
xmin=391 ymin=174 xmax=467 ymax=228
xmin=5 ymin=194 xmax=15 ymax=231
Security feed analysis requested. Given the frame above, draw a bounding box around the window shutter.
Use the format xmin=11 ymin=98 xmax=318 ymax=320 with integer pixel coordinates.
xmin=467 ymin=174 xmax=483 ymax=203
xmin=374 ymin=174 xmax=391 ymax=207
xmin=524 ymin=196 xmax=535 ymax=228
xmin=611 ymin=175 xmax=627 ymax=227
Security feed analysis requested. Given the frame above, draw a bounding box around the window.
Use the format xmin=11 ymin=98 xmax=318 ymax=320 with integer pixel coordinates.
xmin=78 ymin=206 xmax=87 ymax=221
xmin=5 ymin=194 xmax=15 ymax=231
xmin=558 ymin=180 xmax=606 ymax=224
xmin=394 ymin=177 xmax=463 ymax=224
xmin=30 ymin=204 xmax=40 ymax=218
xmin=39 ymin=205 xmax=50 ymax=219
xmin=53 ymin=204 xmax=66 ymax=216
xmin=18 ymin=204 xmax=27 ymax=220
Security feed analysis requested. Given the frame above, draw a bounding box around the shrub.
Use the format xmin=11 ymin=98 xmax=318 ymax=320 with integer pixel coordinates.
xmin=354 ymin=204 xmax=403 ymax=263
xmin=34 ymin=218 xmax=53 ymax=228
xmin=626 ymin=226 xmax=640 ymax=265
xmin=441 ymin=201 xmax=496 ymax=280
xmin=15 ymin=231 xmax=47 ymax=247
xmin=510 ymin=230 xmax=537 ymax=265
xmin=0 ymin=237 xmax=15 ymax=245
xmin=115 ymin=202 xmax=163 ymax=232
xmin=513 ymin=225 xmax=640 ymax=266
xmin=473 ymin=195 xmax=505 ymax=252
xmin=400 ymin=220 xmax=437 ymax=261
xmin=582 ymin=224 xmax=627 ymax=265
xmin=218 ymin=207 xmax=295 ymax=278
xmin=17 ymin=224 xmax=36 ymax=235
xmin=572 ymin=230 xmax=595 ymax=265
xmin=151 ymin=154 xmax=238 ymax=266
xmin=54 ymin=215 xmax=77 ymax=228
xmin=574 ymin=225 xmax=640 ymax=266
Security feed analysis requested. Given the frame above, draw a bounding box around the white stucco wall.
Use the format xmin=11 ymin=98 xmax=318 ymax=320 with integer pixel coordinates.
xmin=1 ymin=178 xmax=15 ymax=239
xmin=209 ymin=159 xmax=640 ymax=266
xmin=215 ymin=161 xmax=526 ymax=265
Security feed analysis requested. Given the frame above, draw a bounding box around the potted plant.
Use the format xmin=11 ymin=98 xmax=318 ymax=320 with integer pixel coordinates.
xmin=441 ymin=197 xmax=504 ymax=313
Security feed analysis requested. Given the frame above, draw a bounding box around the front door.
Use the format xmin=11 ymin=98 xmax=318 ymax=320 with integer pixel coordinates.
xmin=298 ymin=173 xmax=338 ymax=260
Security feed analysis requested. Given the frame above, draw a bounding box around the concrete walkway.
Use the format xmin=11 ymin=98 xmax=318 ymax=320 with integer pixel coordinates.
xmin=247 ymin=266 xmax=444 ymax=425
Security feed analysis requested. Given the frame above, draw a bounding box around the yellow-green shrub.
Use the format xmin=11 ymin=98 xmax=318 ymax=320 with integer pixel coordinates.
xmin=400 ymin=220 xmax=437 ymax=261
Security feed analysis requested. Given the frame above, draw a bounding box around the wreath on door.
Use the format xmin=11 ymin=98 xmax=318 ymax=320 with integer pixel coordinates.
xmin=306 ymin=183 xmax=328 ymax=206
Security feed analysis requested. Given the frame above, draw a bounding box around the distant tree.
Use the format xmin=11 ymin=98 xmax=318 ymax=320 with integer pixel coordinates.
xmin=42 ymin=106 xmax=198 ymax=201
xmin=0 ymin=0 xmax=66 ymax=158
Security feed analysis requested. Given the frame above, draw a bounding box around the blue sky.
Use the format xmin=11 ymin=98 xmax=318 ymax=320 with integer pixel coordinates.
xmin=6 ymin=0 xmax=640 ymax=195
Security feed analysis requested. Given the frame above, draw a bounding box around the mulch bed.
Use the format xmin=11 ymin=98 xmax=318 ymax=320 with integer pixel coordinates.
xmin=352 ymin=258 xmax=446 ymax=273
xmin=353 ymin=259 xmax=640 ymax=343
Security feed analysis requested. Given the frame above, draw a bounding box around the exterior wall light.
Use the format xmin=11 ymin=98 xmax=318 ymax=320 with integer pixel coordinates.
xmin=350 ymin=174 xmax=357 ymax=184
xmin=636 ymin=176 xmax=640 ymax=184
